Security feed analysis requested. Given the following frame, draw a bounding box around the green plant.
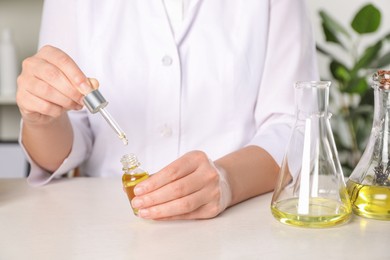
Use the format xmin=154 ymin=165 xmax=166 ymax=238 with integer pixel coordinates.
xmin=317 ymin=3 xmax=390 ymax=176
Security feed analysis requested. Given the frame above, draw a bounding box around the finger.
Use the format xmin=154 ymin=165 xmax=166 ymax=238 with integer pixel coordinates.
xmin=137 ymin=188 xmax=213 ymax=219
xmin=134 ymin=151 xmax=209 ymax=195
xmin=24 ymin=55 xmax=84 ymax=105
xmin=88 ymin=78 xmax=99 ymax=89
xmin=132 ymin=169 xmax=207 ymax=209
xmin=18 ymin=88 xmax=65 ymax=118
xmin=35 ymin=45 xmax=94 ymax=95
xmin=25 ymin=77 xmax=83 ymax=111
xmin=156 ymin=203 xmax=221 ymax=221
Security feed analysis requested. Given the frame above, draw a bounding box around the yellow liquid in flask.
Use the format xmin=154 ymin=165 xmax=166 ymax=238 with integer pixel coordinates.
xmin=347 ymin=179 xmax=390 ymax=220
xmin=271 ymin=197 xmax=351 ymax=228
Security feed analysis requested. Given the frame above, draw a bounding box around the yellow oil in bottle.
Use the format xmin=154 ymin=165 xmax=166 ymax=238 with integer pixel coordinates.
xmin=347 ymin=179 xmax=390 ymax=220
xmin=122 ymin=172 xmax=149 ymax=216
xmin=271 ymin=197 xmax=351 ymax=228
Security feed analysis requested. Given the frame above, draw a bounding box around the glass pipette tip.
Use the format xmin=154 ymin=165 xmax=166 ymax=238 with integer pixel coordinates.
xmin=98 ymin=108 xmax=129 ymax=145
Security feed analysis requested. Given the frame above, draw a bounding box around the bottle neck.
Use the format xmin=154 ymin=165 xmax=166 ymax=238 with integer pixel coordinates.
xmin=121 ymin=154 xmax=141 ymax=173
xmin=122 ymin=165 xmax=138 ymax=173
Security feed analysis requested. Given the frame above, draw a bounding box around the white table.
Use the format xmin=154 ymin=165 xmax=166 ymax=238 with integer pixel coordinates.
xmin=0 ymin=178 xmax=389 ymax=260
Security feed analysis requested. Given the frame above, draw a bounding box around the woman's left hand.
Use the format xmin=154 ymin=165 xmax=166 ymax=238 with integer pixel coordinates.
xmin=130 ymin=150 xmax=232 ymax=220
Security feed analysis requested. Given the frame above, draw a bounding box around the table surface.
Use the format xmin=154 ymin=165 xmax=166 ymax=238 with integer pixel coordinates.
xmin=0 ymin=178 xmax=389 ymax=260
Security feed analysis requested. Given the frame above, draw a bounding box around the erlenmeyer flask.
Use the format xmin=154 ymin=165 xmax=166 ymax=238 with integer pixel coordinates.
xmin=347 ymin=70 xmax=390 ymax=220
xmin=271 ymin=81 xmax=352 ymax=228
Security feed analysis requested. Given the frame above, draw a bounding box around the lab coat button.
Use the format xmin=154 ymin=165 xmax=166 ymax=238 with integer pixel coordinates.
xmin=162 ymin=55 xmax=173 ymax=66
xmin=160 ymin=125 xmax=173 ymax=137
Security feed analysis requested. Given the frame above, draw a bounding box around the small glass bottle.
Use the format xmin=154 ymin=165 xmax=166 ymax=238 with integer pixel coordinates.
xmin=271 ymin=81 xmax=352 ymax=228
xmin=121 ymin=154 xmax=150 ymax=216
xmin=347 ymin=70 xmax=390 ymax=220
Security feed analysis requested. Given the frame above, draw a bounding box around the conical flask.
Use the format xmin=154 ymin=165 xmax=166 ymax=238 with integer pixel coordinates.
xmin=347 ymin=70 xmax=390 ymax=220
xmin=271 ymin=81 xmax=352 ymax=228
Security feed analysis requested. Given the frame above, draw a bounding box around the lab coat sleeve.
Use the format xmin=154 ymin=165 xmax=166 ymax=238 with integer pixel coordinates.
xmin=247 ymin=0 xmax=319 ymax=166
xmin=21 ymin=111 xmax=92 ymax=186
xmin=21 ymin=0 xmax=93 ymax=186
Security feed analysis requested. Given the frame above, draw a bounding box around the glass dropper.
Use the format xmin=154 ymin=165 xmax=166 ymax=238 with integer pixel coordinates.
xmin=81 ymin=78 xmax=128 ymax=145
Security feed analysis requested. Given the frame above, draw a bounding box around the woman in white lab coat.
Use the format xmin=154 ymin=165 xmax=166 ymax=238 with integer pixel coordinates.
xmin=17 ymin=0 xmax=318 ymax=220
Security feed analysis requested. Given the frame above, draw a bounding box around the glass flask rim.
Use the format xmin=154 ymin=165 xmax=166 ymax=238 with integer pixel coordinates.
xmin=370 ymin=81 xmax=390 ymax=91
xmin=371 ymin=70 xmax=390 ymax=91
xmin=295 ymin=81 xmax=331 ymax=89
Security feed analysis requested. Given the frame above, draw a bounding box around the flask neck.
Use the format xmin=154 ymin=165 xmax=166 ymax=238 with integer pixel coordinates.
xmin=295 ymin=81 xmax=330 ymax=118
xmin=370 ymin=86 xmax=390 ymax=172
xmin=373 ymin=88 xmax=390 ymax=122
xmin=372 ymin=70 xmax=390 ymax=124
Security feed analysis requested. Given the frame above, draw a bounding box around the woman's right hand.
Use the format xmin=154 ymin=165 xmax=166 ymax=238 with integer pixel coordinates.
xmin=16 ymin=45 xmax=93 ymax=126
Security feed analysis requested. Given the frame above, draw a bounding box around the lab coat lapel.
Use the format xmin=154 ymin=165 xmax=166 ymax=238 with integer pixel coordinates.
xmin=157 ymin=0 xmax=203 ymax=47
xmin=153 ymin=0 xmax=178 ymax=48
xmin=175 ymin=0 xmax=203 ymax=46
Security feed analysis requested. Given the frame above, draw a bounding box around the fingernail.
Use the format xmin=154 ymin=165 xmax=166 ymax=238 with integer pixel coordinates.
xmin=132 ymin=198 xmax=143 ymax=208
xmin=75 ymin=104 xmax=83 ymax=110
xmin=134 ymin=186 xmax=145 ymax=195
xmin=138 ymin=209 xmax=149 ymax=218
xmin=88 ymin=78 xmax=100 ymax=89
xmin=78 ymin=82 xmax=93 ymax=95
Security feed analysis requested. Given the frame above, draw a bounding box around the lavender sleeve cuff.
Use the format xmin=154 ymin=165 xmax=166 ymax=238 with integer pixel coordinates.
xmin=19 ymin=119 xmax=89 ymax=187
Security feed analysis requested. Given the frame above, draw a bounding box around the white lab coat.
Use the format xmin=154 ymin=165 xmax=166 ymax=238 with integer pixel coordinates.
xmin=24 ymin=0 xmax=318 ymax=186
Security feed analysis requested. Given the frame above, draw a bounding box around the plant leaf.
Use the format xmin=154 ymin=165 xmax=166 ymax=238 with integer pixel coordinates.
xmin=352 ymin=41 xmax=382 ymax=73
xmin=368 ymin=32 xmax=390 ymax=68
xmin=316 ymin=44 xmax=331 ymax=56
xmin=344 ymin=77 xmax=369 ymax=94
xmin=354 ymin=116 xmax=372 ymax=150
xmin=376 ymin=51 xmax=390 ymax=68
xmin=351 ymin=4 xmax=381 ymax=34
xmin=319 ymin=10 xmax=350 ymax=47
xmin=351 ymin=105 xmax=374 ymax=115
xmin=316 ymin=44 xmax=339 ymax=61
xmin=321 ymin=21 xmax=344 ymax=46
xmin=360 ymin=89 xmax=374 ymax=106
xmin=330 ymin=60 xmax=351 ymax=86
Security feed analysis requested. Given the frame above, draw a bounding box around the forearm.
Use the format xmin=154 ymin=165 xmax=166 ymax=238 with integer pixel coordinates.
xmin=21 ymin=114 xmax=74 ymax=173
xmin=215 ymin=145 xmax=280 ymax=207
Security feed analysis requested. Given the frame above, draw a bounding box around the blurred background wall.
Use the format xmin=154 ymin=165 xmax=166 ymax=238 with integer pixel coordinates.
xmin=0 ymin=0 xmax=43 ymax=68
